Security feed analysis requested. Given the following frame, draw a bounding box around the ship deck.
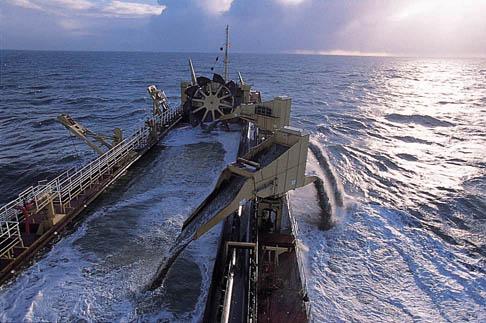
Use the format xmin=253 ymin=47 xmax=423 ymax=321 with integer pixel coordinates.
xmin=258 ymin=233 xmax=308 ymax=323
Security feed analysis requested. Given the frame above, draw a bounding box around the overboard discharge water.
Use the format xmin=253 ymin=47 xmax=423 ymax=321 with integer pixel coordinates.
xmin=308 ymin=141 xmax=345 ymax=229
xmin=150 ymin=176 xmax=246 ymax=290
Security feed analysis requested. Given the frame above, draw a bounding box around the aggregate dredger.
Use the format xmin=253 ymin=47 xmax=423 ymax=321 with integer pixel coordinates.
xmin=0 ymin=26 xmax=326 ymax=322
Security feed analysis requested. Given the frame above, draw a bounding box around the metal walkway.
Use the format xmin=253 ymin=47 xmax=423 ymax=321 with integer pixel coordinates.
xmin=0 ymin=106 xmax=183 ymax=260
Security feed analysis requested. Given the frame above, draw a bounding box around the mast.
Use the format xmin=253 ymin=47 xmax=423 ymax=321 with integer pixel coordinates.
xmin=189 ymin=58 xmax=197 ymax=85
xmin=223 ymin=25 xmax=229 ymax=82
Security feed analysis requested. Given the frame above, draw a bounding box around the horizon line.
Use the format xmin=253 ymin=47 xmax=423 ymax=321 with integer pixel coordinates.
xmin=1 ymin=48 xmax=485 ymax=59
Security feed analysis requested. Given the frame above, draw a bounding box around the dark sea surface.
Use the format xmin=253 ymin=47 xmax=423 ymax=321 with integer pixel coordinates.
xmin=0 ymin=50 xmax=485 ymax=322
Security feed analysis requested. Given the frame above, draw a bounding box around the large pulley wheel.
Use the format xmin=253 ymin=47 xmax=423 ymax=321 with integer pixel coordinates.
xmin=186 ymin=74 xmax=236 ymax=125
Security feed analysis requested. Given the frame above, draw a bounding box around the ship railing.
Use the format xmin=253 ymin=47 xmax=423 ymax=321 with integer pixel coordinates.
xmin=0 ymin=105 xmax=183 ymax=224
xmin=285 ymin=197 xmax=314 ymax=321
xmin=56 ymin=126 xmax=149 ymax=208
xmin=0 ymin=219 xmax=24 ymax=259
xmin=54 ymin=105 xmax=182 ymax=208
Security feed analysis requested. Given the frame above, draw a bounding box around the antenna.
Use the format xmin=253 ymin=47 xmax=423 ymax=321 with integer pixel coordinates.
xmin=223 ymin=25 xmax=229 ymax=82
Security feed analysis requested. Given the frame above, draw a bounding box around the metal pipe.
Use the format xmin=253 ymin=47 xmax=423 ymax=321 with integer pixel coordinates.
xmin=221 ymin=249 xmax=236 ymax=323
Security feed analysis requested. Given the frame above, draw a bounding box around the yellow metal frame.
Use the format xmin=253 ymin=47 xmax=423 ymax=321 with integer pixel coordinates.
xmin=183 ymin=127 xmax=317 ymax=240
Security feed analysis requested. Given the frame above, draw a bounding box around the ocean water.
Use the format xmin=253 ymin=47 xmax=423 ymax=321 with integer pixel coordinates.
xmin=0 ymin=50 xmax=485 ymax=322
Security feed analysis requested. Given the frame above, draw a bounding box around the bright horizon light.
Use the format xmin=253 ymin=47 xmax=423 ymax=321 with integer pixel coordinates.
xmin=300 ymin=0 xmax=486 ymax=58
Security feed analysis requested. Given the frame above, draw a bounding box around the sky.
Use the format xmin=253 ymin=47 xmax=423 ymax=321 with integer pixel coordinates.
xmin=0 ymin=0 xmax=485 ymax=57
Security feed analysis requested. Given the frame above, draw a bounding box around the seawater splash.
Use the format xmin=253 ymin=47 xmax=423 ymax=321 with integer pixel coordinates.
xmin=307 ymin=139 xmax=346 ymax=229
xmin=311 ymin=177 xmax=333 ymax=230
xmin=149 ymin=240 xmax=192 ymax=291
xmin=308 ymin=139 xmax=344 ymax=207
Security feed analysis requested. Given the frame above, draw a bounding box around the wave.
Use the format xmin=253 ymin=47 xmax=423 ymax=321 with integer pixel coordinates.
xmin=392 ymin=135 xmax=437 ymax=145
xmin=438 ymin=100 xmax=461 ymax=105
xmin=396 ymin=153 xmax=418 ymax=161
xmin=130 ymin=98 xmax=146 ymax=104
xmin=29 ymin=85 xmax=51 ymax=90
xmin=30 ymin=118 xmax=59 ymax=128
xmin=30 ymin=97 xmax=57 ymax=106
xmin=385 ymin=113 xmax=455 ymax=127
xmin=63 ymin=97 xmax=114 ymax=105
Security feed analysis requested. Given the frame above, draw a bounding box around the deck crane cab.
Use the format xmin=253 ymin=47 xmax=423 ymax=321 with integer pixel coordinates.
xmin=147 ymin=85 xmax=169 ymax=116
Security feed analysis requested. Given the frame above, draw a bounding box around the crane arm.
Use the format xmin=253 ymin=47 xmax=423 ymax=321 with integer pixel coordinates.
xmin=57 ymin=114 xmax=119 ymax=156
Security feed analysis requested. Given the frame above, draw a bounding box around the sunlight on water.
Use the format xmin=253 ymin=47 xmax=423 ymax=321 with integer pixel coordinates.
xmin=285 ymin=57 xmax=485 ymax=322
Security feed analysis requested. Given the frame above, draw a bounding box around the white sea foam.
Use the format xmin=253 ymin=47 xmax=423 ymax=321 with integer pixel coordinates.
xmin=290 ymin=141 xmax=486 ymax=322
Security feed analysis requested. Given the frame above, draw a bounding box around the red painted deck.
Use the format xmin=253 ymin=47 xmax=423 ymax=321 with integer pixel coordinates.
xmin=258 ymin=233 xmax=308 ymax=323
